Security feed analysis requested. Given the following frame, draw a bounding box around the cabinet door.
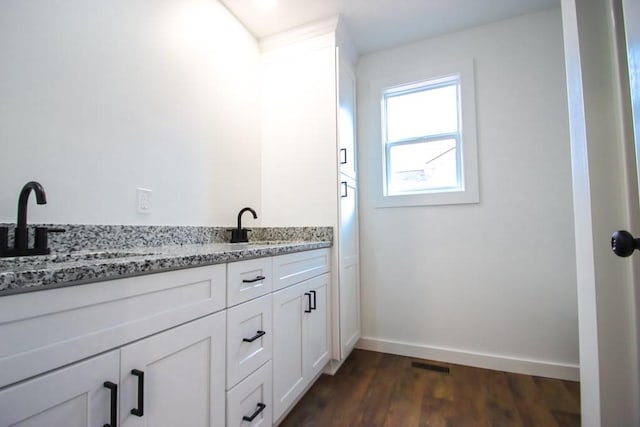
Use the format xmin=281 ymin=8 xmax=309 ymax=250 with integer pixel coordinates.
xmin=272 ymin=282 xmax=305 ymax=422
xmin=337 ymin=46 xmax=357 ymax=180
xmin=339 ymin=176 xmax=361 ymax=359
xmin=0 ymin=350 xmax=119 ymax=427
xmin=261 ymin=42 xmax=337 ymax=226
xmin=303 ymin=273 xmax=330 ymax=380
xmin=120 ymin=312 xmax=226 ymax=427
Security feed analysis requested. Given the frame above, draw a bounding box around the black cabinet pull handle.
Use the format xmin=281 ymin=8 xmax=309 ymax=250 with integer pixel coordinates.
xmin=242 ymin=275 xmax=266 ymax=283
xmin=131 ymin=369 xmax=144 ymax=417
xmin=340 ymin=148 xmax=347 ymax=164
xmin=310 ymin=290 xmax=317 ymax=310
xmin=103 ymin=381 xmax=118 ymax=427
xmin=304 ymin=292 xmax=312 ymax=313
xmin=341 ymin=181 xmax=348 ymax=198
xmin=243 ymin=330 xmax=266 ymax=343
xmin=242 ymin=403 xmax=266 ymax=422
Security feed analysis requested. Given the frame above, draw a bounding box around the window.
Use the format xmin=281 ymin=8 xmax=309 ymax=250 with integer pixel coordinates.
xmin=374 ymin=61 xmax=479 ymax=207
xmin=383 ymin=76 xmax=461 ymax=196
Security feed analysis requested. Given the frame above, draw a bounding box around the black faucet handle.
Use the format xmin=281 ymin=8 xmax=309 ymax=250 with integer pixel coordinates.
xmin=34 ymin=227 xmax=66 ymax=252
xmin=0 ymin=227 xmax=8 ymax=250
xmin=228 ymin=228 xmax=251 ymax=243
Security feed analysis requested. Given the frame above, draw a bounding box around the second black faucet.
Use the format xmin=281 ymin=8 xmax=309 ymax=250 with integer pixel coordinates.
xmin=229 ymin=207 xmax=257 ymax=243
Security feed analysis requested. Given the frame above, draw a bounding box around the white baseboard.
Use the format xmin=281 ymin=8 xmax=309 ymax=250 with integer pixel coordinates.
xmin=356 ymin=337 xmax=580 ymax=381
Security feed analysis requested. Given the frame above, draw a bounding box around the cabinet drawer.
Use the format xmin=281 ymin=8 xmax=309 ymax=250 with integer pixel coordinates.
xmin=227 ymin=257 xmax=273 ymax=307
xmin=226 ymin=361 xmax=272 ymax=427
xmin=273 ymin=248 xmax=330 ymax=291
xmin=0 ymin=264 xmax=226 ymax=389
xmin=226 ymin=294 xmax=273 ymax=389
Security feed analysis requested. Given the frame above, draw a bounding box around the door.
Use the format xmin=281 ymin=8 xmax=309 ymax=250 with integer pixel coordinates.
xmin=0 ymin=350 xmax=119 ymax=427
xmin=302 ymin=273 xmax=330 ymax=380
xmin=337 ymin=46 xmax=357 ymax=180
xmin=339 ymin=176 xmax=361 ymax=359
xmin=561 ymin=0 xmax=640 ymax=425
xmin=272 ymin=282 xmax=305 ymax=421
xmin=119 ymin=312 xmax=226 ymax=427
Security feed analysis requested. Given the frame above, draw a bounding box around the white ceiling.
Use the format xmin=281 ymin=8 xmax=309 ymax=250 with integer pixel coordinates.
xmin=219 ymin=0 xmax=560 ymax=54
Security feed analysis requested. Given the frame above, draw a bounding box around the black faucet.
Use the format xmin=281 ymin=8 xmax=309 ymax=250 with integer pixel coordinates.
xmin=228 ymin=207 xmax=257 ymax=243
xmin=0 ymin=181 xmax=64 ymax=257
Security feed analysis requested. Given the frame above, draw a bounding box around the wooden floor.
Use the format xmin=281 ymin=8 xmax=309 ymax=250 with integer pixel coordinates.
xmin=280 ymin=349 xmax=580 ymax=427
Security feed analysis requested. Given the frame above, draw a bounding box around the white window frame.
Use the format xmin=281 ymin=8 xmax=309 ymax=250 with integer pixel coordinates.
xmin=373 ymin=60 xmax=479 ymax=208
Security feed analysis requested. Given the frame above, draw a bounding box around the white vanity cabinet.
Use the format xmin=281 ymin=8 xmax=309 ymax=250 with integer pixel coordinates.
xmin=272 ymin=251 xmax=330 ymax=423
xmin=0 ymin=265 xmax=227 ymax=427
xmin=0 ymin=247 xmax=331 ymax=427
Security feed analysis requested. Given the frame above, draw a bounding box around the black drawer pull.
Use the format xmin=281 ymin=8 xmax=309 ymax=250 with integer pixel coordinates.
xmin=242 ymin=403 xmax=266 ymax=422
xmin=242 ymin=275 xmax=266 ymax=283
xmin=131 ymin=369 xmax=144 ymax=417
xmin=310 ymin=290 xmax=317 ymax=310
xmin=103 ymin=381 xmax=118 ymax=427
xmin=341 ymin=181 xmax=348 ymax=198
xmin=340 ymin=148 xmax=347 ymax=164
xmin=304 ymin=292 xmax=312 ymax=313
xmin=243 ymin=330 xmax=266 ymax=343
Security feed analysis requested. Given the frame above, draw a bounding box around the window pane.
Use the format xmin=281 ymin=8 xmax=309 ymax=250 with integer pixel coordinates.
xmin=385 ymin=84 xmax=458 ymax=142
xmin=387 ymin=139 xmax=458 ymax=195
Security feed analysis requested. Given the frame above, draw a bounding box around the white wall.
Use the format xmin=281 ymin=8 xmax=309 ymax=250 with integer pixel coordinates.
xmin=357 ymin=8 xmax=579 ymax=378
xmin=0 ymin=0 xmax=262 ymax=226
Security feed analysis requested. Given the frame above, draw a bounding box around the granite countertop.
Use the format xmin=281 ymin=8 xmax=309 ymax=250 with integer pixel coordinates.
xmin=0 ymin=238 xmax=331 ymax=296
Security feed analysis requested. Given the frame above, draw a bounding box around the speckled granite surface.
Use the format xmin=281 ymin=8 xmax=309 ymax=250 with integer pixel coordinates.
xmin=0 ymin=224 xmax=332 ymax=252
xmin=0 ymin=225 xmax=332 ymax=295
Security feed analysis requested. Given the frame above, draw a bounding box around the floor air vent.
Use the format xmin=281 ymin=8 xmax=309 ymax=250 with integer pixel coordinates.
xmin=411 ymin=361 xmax=450 ymax=374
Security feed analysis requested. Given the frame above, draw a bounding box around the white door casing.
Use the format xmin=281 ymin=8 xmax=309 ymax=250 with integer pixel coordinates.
xmin=621 ymin=0 xmax=640 ymax=419
xmin=561 ymin=0 xmax=640 ymax=425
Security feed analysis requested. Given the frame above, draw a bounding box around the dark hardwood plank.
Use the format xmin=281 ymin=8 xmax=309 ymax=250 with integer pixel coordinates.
xmin=279 ymin=350 xmax=581 ymax=427
xmin=552 ymin=410 xmax=581 ymax=427
xmin=447 ymin=365 xmax=492 ymax=427
xmin=319 ymin=351 xmax=380 ymax=426
xmin=382 ymin=362 xmax=427 ymax=427
xmin=506 ymin=372 xmax=560 ymax=427
xmin=352 ymin=352 xmax=404 ymax=426
xmin=533 ymin=377 xmax=581 ymax=414
xmin=563 ymin=380 xmax=581 ymax=404
xmin=419 ymin=396 xmax=455 ymax=427
xmin=479 ymin=369 xmax=524 ymax=426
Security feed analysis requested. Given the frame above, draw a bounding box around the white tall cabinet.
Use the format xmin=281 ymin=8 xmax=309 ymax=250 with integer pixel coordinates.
xmin=260 ymin=18 xmax=361 ymax=364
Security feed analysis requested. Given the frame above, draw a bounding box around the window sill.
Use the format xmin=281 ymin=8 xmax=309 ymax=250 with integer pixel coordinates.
xmin=375 ymin=188 xmax=479 ymax=208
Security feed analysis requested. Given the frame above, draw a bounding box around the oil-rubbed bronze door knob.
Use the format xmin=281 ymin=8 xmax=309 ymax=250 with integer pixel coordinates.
xmin=611 ymin=230 xmax=640 ymax=257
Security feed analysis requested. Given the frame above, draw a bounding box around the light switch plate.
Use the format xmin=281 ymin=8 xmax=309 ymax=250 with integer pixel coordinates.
xmin=136 ymin=188 xmax=152 ymax=214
